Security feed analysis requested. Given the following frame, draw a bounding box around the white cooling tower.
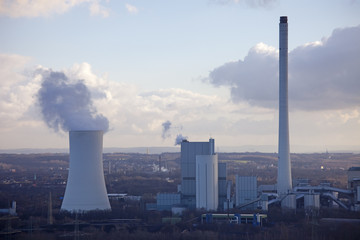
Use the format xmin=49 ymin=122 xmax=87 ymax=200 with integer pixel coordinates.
xmin=277 ymin=16 xmax=293 ymax=197
xmin=196 ymin=154 xmax=218 ymax=211
xmin=61 ymin=130 xmax=111 ymax=212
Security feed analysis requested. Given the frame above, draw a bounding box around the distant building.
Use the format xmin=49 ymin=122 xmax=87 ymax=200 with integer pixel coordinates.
xmin=218 ymin=163 xmax=227 ymax=208
xmin=156 ymin=193 xmax=181 ymax=211
xmin=153 ymin=138 xmax=226 ymax=211
xmin=348 ymin=167 xmax=360 ymax=189
xmin=348 ymin=167 xmax=360 ymax=210
xmin=235 ymin=176 xmax=257 ymax=210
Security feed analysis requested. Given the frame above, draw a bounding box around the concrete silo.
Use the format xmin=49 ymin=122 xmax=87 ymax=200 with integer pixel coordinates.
xmin=196 ymin=154 xmax=218 ymax=211
xmin=61 ymin=130 xmax=111 ymax=212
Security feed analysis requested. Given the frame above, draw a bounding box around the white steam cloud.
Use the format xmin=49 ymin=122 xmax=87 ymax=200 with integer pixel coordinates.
xmin=175 ymin=134 xmax=187 ymax=146
xmin=161 ymin=120 xmax=186 ymax=143
xmin=161 ymin=120 xmax=172 ymax=139
xmin=207 ymin=25 xmax=360 ymax=111
xmin=37 ymin=69 xmax=109 ymax=132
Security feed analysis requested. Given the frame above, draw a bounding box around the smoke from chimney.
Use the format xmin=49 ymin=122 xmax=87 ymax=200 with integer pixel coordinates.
xmin=161 ymin=120 xmax=172 ymax=139
xmin=37 ymin=70 xmax=109 ymax=132
xmin=175 ymin=134 xmax=187 ymax=145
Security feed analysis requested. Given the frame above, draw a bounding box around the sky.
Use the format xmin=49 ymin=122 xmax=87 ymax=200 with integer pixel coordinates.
xmin=0 ymin=0 xmax=359 ymax=153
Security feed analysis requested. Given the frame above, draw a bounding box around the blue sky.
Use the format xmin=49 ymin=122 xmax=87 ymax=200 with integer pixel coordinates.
xmin=0 ymin=0 xmax=359 ymax=152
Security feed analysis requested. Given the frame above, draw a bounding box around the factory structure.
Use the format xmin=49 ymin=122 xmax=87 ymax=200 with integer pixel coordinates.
xmin=150 ymin=139 xmax=360 ymax=213
xmin=148 ymin=138 xmax=228 ymax=212
xmin=59 ymin=16 xmax=360 ymax=214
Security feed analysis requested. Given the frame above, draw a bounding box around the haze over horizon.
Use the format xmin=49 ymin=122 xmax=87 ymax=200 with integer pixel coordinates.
xmin=0 ymin=0 xmax=359 ymax=153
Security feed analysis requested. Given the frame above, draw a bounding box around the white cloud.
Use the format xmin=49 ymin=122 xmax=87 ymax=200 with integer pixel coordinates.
xmin=208 ymin=42 xmax=279 ymax=108
xmin=211 ymin=0 xmax=278 ymax=8
xmin=0 ymin=0 xmax=110 ymax=18
xmin=339 ymin=109 xmax=359 ymax=123
xmin=0 ymin=54 xmax=40 ymax=131
xmin=89 ymin=0 xmax=110 ymax=17
xmin=125 ymin=3 xmax=138 ymax=14
xmin=208 ymin=25 xmax=360 ymax=111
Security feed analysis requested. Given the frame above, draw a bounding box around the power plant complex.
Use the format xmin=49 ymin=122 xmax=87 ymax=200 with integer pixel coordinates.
xmin=59 ymin=17 xmax=360 ymax=215
xmin=147 ymin=16 xmax=360 ymax=213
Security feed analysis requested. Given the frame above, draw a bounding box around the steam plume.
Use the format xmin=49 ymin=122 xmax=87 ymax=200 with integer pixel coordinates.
xmin=175 ymin=134 xmax=187 ymax=145
xmin=161 ymin=120 xmax=172 ymax=139
xmin=37 ymin=70 xmax=109 ymax=132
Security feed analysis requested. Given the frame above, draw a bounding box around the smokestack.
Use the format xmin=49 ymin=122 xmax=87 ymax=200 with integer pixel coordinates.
xmin=61 ymin=130 xmax=111 ymax=212
xmin=277 ymin=16 xmax=292 ymax=196
xmin=209 ymin=138 xmax=215 ymax=155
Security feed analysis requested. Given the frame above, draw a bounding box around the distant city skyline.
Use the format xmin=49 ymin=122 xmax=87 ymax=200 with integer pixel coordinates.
xmin=0 ymin=0 xmax=359 ymax=152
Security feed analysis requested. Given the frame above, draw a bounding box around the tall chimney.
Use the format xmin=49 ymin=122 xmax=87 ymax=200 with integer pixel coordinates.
xmin=277 ymin=16 xmax=292 ymax=196
xmin=61 ymin=130 xmax=111 ymax=212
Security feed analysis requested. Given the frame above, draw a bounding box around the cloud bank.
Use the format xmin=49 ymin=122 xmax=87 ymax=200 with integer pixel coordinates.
xmin=0 ymin=0 xmax=110 ymax=18
xmin=0 ymin=54 xmax=37 ymax=132
xmin=207 ymin=25 xmax=360 ymax=111
xmin=0 ymin=56 xmax=358 ymax=149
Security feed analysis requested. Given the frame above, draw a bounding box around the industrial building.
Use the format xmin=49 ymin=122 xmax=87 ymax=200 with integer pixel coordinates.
xmin=153 ymin=138 xmax=227 ymax=211
xmin=201 ymin=213 xmax=267 ymax=226
xmin=156 ymin=193 xmax=181 ymax=211
xmin=348 ymin=167 xmax=360 ymax=211
xmin=235 ymin=176 xmax=257 ymax=210
xmin=180 ymin=138 xmax=227 ymax=210
xmin=180 ymin=138 xmax=215 ymax=208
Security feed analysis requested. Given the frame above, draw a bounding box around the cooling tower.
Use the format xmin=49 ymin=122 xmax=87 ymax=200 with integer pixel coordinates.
xmin=61 ymin=130 xmax=111 ymax=212
xmin=196 ymin=154 xmax=218 ymax=210
xmin=277 ymin=16 xmax=293 ymax=196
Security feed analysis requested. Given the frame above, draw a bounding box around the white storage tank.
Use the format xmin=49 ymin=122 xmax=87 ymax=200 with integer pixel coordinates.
xmin=61 ymin=131 xmax=111 ymax=212
xmin=196 ymin=154 xmax=218 ymax=210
